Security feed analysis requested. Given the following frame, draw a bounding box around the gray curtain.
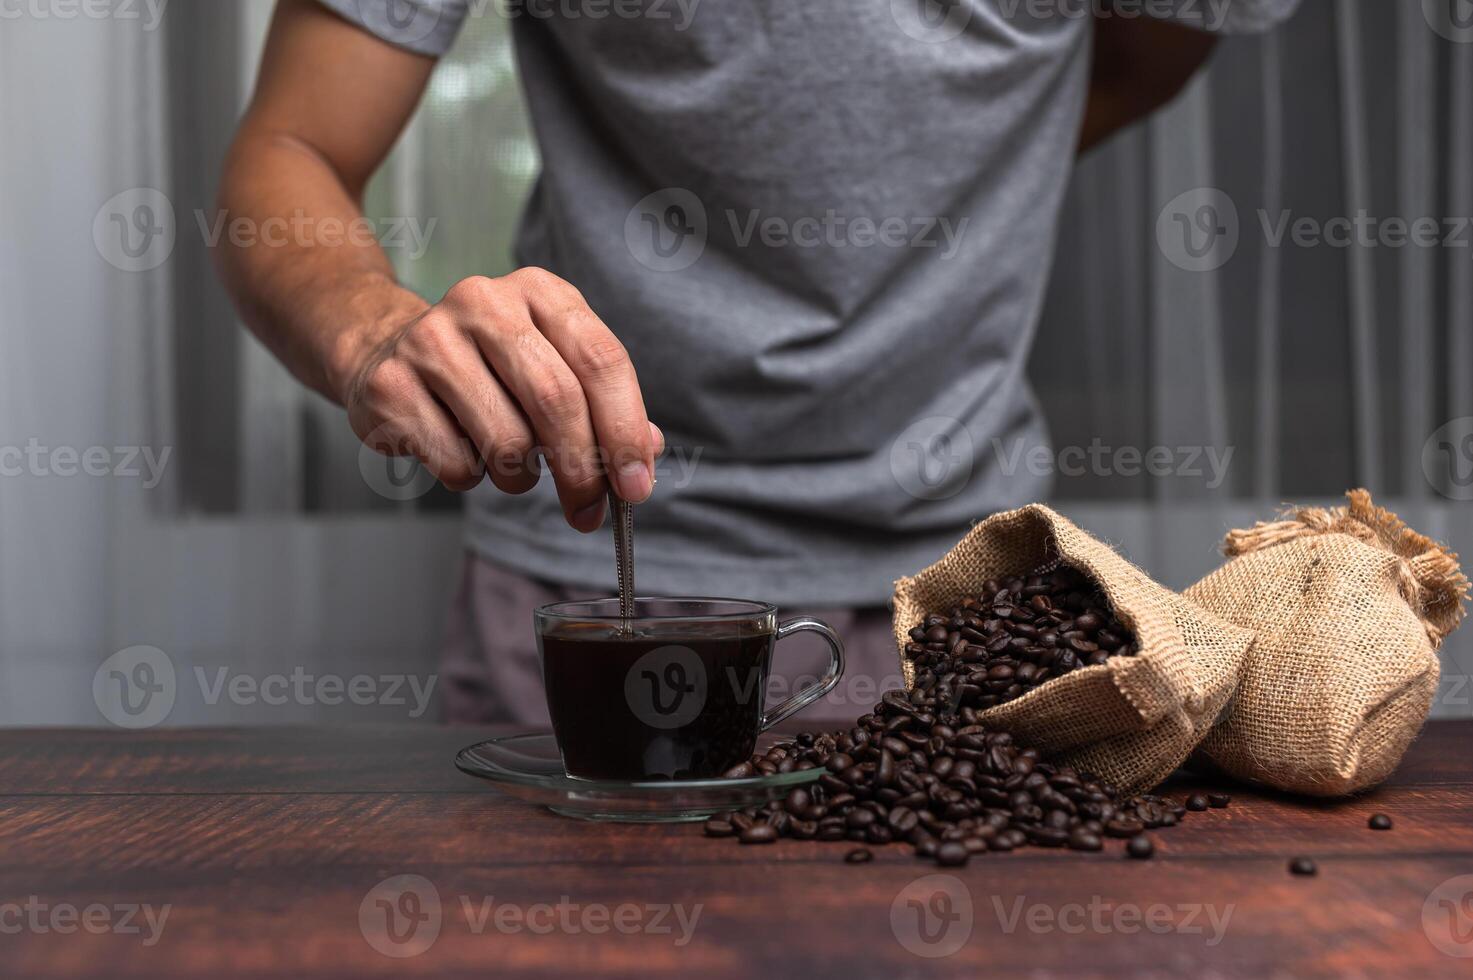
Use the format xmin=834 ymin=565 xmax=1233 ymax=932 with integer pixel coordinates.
xmin=1039 ymin=0 xmax=1472 ymax=504
xmin=3 ymin=0 xmax=1470 ymax=723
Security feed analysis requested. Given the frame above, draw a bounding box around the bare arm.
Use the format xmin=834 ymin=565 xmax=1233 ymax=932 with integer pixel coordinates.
xmin=1077 ymin=14 xmax=1219 ymax=154
xmin=216 ymin=0 xmax=658 ymax=530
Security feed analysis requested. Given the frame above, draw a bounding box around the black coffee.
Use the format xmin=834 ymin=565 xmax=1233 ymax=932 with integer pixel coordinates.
xmin=541 ymin=623 xmax=773 ymax=780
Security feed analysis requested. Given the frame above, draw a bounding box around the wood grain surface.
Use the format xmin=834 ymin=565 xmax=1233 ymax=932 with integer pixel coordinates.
xmin=1 ymin=722 xmax=1471 ymax=978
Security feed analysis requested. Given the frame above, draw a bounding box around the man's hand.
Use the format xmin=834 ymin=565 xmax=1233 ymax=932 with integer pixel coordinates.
xmin=342 ymin=269 xmax=660 ymax=532
xmin=216 ymin=0 xmax=657 ymax=530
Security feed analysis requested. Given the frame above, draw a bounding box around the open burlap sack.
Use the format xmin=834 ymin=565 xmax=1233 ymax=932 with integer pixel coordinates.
xmin=893 ymin=504 xmax=1254 ymax=793
xmin=1187 ymin=490 xmax=1469 ymax=796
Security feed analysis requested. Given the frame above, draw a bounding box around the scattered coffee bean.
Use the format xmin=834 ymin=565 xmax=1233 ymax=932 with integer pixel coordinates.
xmin=845 ymin=847 xmax=874 ymax=864
xmin=936 ymin=841 xmax=969 ymax=867
xmin=1368 ymin=813 xmax=1392 ymax=830
xmin=703 ymin=818 xmax=735 ymax=837
xmin=1207 ymin=793 xmax=1231 ymax=808
xmin=1068 ymin=828 xmax=1103 ymax=851
xmin=1289 ymin=857 xmax=1317 ymax=876
xmin=739 ymin=824 xmax=778 ymax=845
xmin=1126 ymin=835 xmax=1155 ymax=859
xmin=1185 ymin=795 xmax=1209 ymax=812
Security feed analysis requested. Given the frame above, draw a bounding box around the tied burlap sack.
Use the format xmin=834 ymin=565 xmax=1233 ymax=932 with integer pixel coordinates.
xmin=1187 ymin=489 xmax=1469 ymax=796
xmin=893 ymin=504 xmax=1254 ymax=794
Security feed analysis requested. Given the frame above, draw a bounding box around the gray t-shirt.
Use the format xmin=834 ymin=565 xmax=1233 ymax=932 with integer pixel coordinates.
xmin=320 ymin=0 xmax=1297 ymax=604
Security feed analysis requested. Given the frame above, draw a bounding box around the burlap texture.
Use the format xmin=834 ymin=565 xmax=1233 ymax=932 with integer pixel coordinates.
xmin=1187 ymin=490 xmax=1469 ymax=796
xmin=893 ymin=504 xmax=1253 ymax=793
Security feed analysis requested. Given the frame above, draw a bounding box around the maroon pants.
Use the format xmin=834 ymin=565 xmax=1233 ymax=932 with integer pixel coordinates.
xmin=439 ymin=553 xmax=902 ymax=728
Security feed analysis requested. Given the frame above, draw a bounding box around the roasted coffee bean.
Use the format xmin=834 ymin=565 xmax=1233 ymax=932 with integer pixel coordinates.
xmin=887 ymin=806 xmax=920 ymax=834
xmin=1068 ymin=828 xmax=1103 ymax=851
xmin=1207 ymin=793 xmax=1231 ymax=808
xmin=706 ymin=571 xmax=1196 ymax=867
xmin=897 ymin=565 xmax=1137 ymax=712
xmin=1289 ymin=857 xmax=1317 ymax=876
xmin=1104 ymin=818 xmax=1145 ymax=838
xmin=1126 ymin=835 xmax=1154 ymax=859
xmin=1186 ymin=795 xmax=1210 ymax=812
xmin=739 ymin=824 xmax=778 ymax=845
xmin=1368 ymin=813 xmax=1393 ymax=830
xmin=845 ymin=848 xmax=874 ymax=864
xmin=936 ymin=841 xmax=969 ymax=867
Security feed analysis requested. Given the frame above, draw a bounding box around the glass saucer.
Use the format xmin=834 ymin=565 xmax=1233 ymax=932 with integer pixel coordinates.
xmin=454 ymin=733 xmax=821 ymax=823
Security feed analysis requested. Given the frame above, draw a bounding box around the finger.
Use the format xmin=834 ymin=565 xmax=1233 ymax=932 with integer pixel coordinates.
xmin=350 ymin=358 xmax=484 ymax=492
xmin=515 ymin=269 xmax=656 ymax=503
xmin=455 ymin=287 xmax=606 ymax=529
xmin=402 ymin=311 xmax=541 ymax=495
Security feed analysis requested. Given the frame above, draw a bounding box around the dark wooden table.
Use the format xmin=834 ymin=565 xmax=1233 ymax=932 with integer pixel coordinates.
xmin=2 ymin=722 xmax=1471 ymax=978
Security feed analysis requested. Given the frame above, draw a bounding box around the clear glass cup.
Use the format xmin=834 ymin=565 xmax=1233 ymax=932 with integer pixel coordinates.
xmin=535 ymin=597 xmax=845 ymax=780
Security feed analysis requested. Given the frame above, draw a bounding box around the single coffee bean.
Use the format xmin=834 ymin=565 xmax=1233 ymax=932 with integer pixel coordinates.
xmin=1368 ymin=813 xmax=1392 ymax=830
xmin=1185 ymin=795 xmax=1209 ymax=812
xmin=845 ymin=847 xmax=874 ymax=864
xmin=1068 ymin=829 xmax=1103 ymax=851
xmin=1126 ymin=835 xmax=1154 ymax=859
xmin=1207 ymin=793 xmax=1231 ymax=808
xmin=739 ymin=824 xmax=778 ymax=845
xmin=1289 ymin=857 xmax=1317 ymax=876
xmin=936 ymin=841 xmax=969 ymax=867
xmin=704 ymin=818 xmax=735 ymax=837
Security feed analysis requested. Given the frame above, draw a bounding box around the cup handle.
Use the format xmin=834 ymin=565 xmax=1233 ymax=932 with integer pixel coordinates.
xmin=760 ymin=617 xmax=845 ymax=731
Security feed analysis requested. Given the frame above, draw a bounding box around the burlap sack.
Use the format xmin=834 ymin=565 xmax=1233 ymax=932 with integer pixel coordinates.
xmin=893 ymin=504 xmax=1254 ymax=793
xmin=1187 ymin=490 xmax=1469 ymax=796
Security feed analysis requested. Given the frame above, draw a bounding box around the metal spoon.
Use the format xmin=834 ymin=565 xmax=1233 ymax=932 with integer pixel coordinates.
xmin=610 ymin=489 xmax=635 ymax=629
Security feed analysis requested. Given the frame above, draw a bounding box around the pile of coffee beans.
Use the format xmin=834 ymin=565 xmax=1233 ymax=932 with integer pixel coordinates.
xmin=705 ymin=563 xmax=1229 ymax=866
xmin=707 ymin=701 xmax=1209 ymax=867
xmin=903 ymin=565 xmax=1136 ymax=712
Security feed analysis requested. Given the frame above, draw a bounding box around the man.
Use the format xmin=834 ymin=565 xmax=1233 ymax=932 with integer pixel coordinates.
xmin=217 ymin=0 xmax=1297 ymax=724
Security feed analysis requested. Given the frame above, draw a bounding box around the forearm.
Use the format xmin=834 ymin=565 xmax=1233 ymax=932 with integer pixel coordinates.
xmin=215 ymin=128 xmax=427 ymax=405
